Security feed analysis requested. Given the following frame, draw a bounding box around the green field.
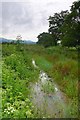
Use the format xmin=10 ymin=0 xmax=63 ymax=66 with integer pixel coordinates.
xmin=1 ymin=43 xmax=78 ymax=118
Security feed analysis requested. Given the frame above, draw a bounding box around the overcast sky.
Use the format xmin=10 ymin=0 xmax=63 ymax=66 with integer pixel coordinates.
xmin=0 ymin=0 xmax=77 ymax=42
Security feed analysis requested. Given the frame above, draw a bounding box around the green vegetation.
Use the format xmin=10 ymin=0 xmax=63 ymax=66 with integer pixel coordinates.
xmin=61 ymin=1 xmax=80 ymax=47
xmin=37 ymin=32 xmax=55 ymax=47
xmin=41 ymin=81 xmax=55 ymax=94
xmin=38 ymin=46 xmax=78 ymax=98
xmin=1 ymin=1 xmax=79 ymax=118
xmin=2 ymin=43 xmax=78 ymax=118
xmin=2 ymin=44 xmax=39 ymax=118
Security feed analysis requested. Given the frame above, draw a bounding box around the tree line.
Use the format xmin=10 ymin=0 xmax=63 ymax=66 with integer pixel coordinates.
xmin=37 ymin=0 xmax=80 ymax=48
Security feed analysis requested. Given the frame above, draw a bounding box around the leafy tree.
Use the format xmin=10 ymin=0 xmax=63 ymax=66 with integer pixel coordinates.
xmin=37 ymin=32 xmax=55 ymax=47
xmin=61 ymin=0 xmax=80 ymax=47
xmin=48 ymin=10 xmax=69 ymax=45
xmin=16 ymin=35 xmax=22 ymax=44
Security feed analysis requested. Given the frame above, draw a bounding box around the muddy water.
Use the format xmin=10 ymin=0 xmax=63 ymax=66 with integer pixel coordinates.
xmin=31 ymin=60 xmax=67 ymax=118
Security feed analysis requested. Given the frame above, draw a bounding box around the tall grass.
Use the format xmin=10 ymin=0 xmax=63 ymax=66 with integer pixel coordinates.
xmin=41 ymin=81 xmax=55 ymax=94
xmin=34 ymin=46 xmax=78 ymax=117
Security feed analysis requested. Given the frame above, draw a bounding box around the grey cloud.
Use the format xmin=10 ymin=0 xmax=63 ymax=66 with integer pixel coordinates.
xmin=2 ymin=2 xmax=36 ymax=34
xmin=2 ymin=2 xmax=33 ymax=25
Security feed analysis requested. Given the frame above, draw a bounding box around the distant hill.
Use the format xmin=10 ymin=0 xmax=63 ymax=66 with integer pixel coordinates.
xmin=0 ymin=38 xmax=36 ymax=44
xmin=0 ymin=38 xmax=12 ymax=43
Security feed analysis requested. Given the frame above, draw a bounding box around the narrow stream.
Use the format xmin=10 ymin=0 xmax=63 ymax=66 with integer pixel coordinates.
xmin=30 ymin=59 xmax=67 ymax=118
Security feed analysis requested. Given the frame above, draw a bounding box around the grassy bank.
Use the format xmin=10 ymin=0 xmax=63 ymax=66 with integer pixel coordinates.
xmin=2 ymin=43 xmax=78 ymax=118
